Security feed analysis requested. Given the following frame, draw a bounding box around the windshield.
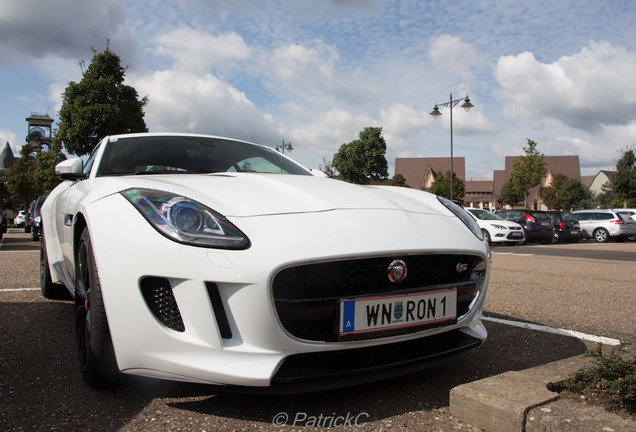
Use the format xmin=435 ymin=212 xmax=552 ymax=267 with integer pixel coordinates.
xmin=96 ymin=135 xmax=311 ymax=177
xmin=468 ymin=209 xmax=504 ymax=221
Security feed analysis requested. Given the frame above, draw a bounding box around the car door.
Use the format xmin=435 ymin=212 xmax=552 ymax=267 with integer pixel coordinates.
xmin=575 ymin=212 xmax=594 ymax=237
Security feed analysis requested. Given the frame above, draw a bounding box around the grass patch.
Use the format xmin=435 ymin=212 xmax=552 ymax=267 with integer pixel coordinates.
xmin=562 ymin=342 xmax=636 ymax=414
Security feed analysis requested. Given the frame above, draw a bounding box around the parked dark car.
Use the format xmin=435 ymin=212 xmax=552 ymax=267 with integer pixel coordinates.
xmin=24 ymin=199 xmax=36 ymax=233
xmin=546 ymin=211 xmax=582 ymax=243
xmin=30 ymin=195 xmax=49 ymax=241
xmin=0 ymin=207 xmax=7 ymax=239
xmin=495 ymin=209 xmax=554 ymax=243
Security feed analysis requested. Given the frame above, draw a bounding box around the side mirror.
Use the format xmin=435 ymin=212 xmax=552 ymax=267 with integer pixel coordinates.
xmin=55 ymin=158 xmax=87 ymax=181
xmin=309 ymin=169 xmax=329 ymax=178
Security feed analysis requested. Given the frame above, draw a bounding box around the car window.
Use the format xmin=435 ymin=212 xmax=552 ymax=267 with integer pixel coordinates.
xmin=83 ymin=144 xmax=101 ymax=175
xmin=560 ymin=213 xmax=577 ymax=221
xmin=575 ymin=213 xmax=594 ymax=221
xmin=594 ymin=212 xmax=613 ymax=220
xmin=96 ymin=135 xmax=312 ymax=177
xmin=468 ymin=209 xmax=504 ymax=221
xmin=500 ymin=211 xmax=521 ymax=220
xmin=530 ymin=211 xmax=550 ymax=221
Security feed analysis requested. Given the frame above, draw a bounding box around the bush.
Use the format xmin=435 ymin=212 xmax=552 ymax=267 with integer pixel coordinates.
xmin=563 ymin=342 xmax=636 ymax=412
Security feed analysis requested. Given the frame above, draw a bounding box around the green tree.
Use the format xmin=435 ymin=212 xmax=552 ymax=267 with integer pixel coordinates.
xmin=34 ymin=143 xmax=66 ymax=192
xmin=332 ymin=127 xmax=388 ymax=184
xmin=542 ymin=173 xmax=571 ymax=210
xmin=558 ymin=179 xmax=590 ymax=210
xmin=595 ymin=182 xmax=615 ymax=208
xmin=499 ymin=179 xmax=525 ymax=206
xmin=55 ymin=45 xmax=148 ymax=156
xmin=610 ymin=148 xmax=636 ymax=207
xmin=0 ymin=172 xmax=13 ymax=210
xmin=390 ymin=173 xmax=410 ymax=187
xmin=6 ymin=145 xmax=39 ymax=206
xmin=430 ymin=170 xmax=465 ymax=200
xmin=501 ymin=139 xmax=546 ymax=208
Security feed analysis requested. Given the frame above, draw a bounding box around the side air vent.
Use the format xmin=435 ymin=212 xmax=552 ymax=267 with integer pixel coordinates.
xmin=205 ymin=283 xmax=233 ymax=339
xmin=140 ymin=277 xmax=185 ymax=332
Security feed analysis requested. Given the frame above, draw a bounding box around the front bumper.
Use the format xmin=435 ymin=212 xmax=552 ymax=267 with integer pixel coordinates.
xmin=69 ymin=193 xmax=490 ymax=388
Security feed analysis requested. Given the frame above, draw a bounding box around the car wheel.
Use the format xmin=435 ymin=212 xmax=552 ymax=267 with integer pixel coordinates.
xmin=550 ymin=232 xmax=561 ymax=244
xmin=40 ymin=232 xmax=70 ymax=300
xmin=629 ymin=235 xmax=636 ymax=242
xmin=593 ymin=228 xmax=609 ymax=243
xmin=482 ymin=229 xmax=491 ymax=245
xmin=75 ymin=227 xmax=119 ymax=387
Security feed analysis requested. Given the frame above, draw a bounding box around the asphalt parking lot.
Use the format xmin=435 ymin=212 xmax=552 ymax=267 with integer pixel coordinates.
xmin=1 ymin=229 xmax=634 ymax=431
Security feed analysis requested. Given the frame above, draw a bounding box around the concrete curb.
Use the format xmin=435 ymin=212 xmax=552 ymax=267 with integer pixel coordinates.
xmin=449 ymin=353 xmax=636 ymax=432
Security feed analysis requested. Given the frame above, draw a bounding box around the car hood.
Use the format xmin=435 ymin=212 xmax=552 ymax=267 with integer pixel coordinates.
xmin=480 ymin=219 xmax=522 ymax=229
xmin=93 ymin=173 xmax=448 ymax=218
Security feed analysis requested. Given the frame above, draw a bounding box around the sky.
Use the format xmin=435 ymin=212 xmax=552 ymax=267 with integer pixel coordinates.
xmin=1 ymin=0 xmax=636 ymax=180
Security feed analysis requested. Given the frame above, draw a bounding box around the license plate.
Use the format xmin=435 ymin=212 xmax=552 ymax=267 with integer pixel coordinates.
xmin=339 ymin=289 xmax=457 ymax=337
xmin=571 ymin=230 xmax=580 ymax=234
xmin=509 ymin=232 xmax=523 ymax=238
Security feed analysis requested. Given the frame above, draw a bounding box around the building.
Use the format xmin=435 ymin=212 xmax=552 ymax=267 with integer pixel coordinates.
xmin=587 ymin=170 xmax=615 ymax=195
xmin=0 ymin=142 xmax=16 ymax=172
xmin=395 ymin=154 xmax=585 ymax=210
xmin=394 ymin=157 xmax=465 ymax=190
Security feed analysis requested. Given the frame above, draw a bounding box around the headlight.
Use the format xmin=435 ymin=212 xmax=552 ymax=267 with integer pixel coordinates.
xmin=491 ymin=224 xmax=506 ymax=230
xmin=121 ymin=188 xmax=250 ymax=249
xmin=437 ymin=196 xmax=484 ymax=241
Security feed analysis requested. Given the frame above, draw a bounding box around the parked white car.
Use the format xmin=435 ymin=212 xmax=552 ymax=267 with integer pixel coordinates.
xmin=40 ymin=133 xmax=491 ymax=391
xmin=465 ymin=208 xmax=525 ymax=244
xmin=13 ymin=210 xmax=26 ymax=227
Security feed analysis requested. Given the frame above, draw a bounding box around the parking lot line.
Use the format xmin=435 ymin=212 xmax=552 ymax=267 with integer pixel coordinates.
xmin=0 ymin=287 xmax=40 ymax=292
xmin=483 ymin=316 xmax=620 ymax=346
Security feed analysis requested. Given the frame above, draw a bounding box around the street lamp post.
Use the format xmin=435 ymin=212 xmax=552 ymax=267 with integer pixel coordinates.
xmin=430 ymin=93 xmax=473 ymax=201
xmin=276 ymin=140 xmax=293 ymax=154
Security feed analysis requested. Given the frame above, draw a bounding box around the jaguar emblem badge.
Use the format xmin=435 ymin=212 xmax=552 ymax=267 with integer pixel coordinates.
xmin=388 ymin=259 xmax=407 ymax=283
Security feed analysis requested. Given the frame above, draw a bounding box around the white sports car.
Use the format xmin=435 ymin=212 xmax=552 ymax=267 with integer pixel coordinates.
xmin=41 ymin=133 xmax=490 ymax=391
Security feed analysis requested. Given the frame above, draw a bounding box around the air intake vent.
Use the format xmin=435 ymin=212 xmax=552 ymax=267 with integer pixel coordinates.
xmin=205 ymin=283 xmax=233 ymax=339
xmin=140 ymin=277 xmax=185 ymax=332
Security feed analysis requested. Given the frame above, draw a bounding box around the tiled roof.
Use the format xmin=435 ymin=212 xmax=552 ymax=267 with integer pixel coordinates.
xmin=395 ymin=157 xmax=465 ymax=189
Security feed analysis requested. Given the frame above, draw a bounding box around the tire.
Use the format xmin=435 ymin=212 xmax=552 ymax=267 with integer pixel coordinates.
xmin=75 ymin=227 xmax=119 ymax=387
xmin=40 ymin=232 xmax=70 ymax=300
xmin=482 ymin=229 xmax=491 ymax=245
xmin=629 ymin=235 xmax=636 ymax=242
xmin=550 ymin=232 xmax=561 ymax=244
xmin=593 ymin=228 xmax=609 ymax=243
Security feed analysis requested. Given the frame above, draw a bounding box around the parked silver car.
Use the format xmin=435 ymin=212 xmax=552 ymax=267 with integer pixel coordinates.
xmin=613 ymin=209 xmax=636 ymax=241
xmin=572 ymin=209 xmax=636 ymax=242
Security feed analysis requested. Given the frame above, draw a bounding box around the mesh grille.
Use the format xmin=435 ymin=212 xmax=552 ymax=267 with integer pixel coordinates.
xmin=140 ymin=277 xmax=186 ymax=332
xmin=272 ymin=253 xmax=485 ymax=342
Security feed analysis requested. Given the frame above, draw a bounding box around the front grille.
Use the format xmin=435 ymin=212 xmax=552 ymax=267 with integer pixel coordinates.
xmin=272 ymin=253 xmax=486 ymax=342
xmin=140 ymin=277 xmax=186 ymax=332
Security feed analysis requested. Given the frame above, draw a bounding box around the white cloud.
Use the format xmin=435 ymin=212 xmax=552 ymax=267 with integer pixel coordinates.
xmin=429 ymin=35 xmax=484 ymax=83
xmin=285 ymin=108 xmax=376 ymax=156
xmin=495 ymin=41 xmax=636 ymax=131
xmin=152 ymin=27 xmax=250 ymax=73
xmin=0 ymin=0 xmax=137 ymax=65
xmin=134 ymin=69 xmax=277 ymax=144
xmin=265 ymin=41 xmax=370 ymax=107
